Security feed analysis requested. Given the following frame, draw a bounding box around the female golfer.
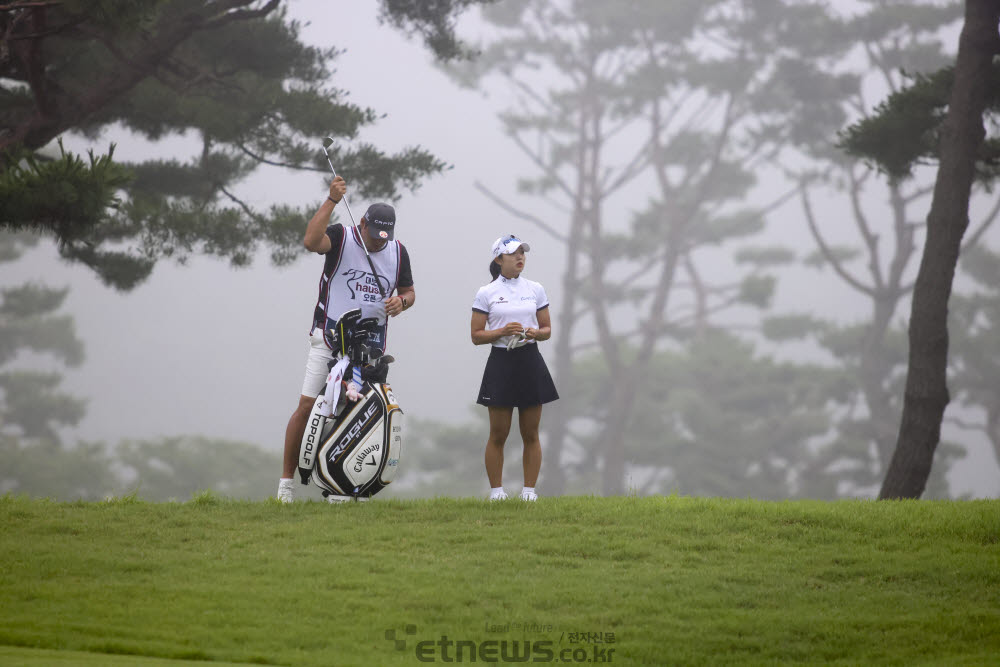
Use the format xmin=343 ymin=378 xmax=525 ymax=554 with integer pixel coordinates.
xmin=471 ymin=235 xmax=559 ymax=501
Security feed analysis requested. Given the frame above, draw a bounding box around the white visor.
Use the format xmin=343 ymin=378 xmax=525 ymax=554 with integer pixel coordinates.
xmin=491 ymin=235 xmax=530 ymax=259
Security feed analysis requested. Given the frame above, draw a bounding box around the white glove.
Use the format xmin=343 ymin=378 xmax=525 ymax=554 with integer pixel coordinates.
xmin=506 ymin=331 xmax=528 ymax=350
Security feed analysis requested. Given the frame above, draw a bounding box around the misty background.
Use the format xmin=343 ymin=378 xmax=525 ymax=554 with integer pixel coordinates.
xmin=3 ymin=0 xmax=998 ymax=500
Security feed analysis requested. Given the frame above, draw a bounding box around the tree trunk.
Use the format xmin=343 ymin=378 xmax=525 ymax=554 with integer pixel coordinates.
xmin=859 ymin=293 xmax=900 ymax=471
xmin=879 ymin=0 xmax=1000 ymax=499
xmin=598 ymin=234 xmax=683 ymax=496
xmin=600 ymin=367 xmax=636 ymax=495
xmin=540 ymin=80 xmax=604 ymax=495
xmin=541 ymin=205 xmax=585 ymax=495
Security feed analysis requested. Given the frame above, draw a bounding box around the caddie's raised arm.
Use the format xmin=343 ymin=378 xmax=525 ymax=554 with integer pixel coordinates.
xmin=304 ymin=176 xmax=346 ymax=253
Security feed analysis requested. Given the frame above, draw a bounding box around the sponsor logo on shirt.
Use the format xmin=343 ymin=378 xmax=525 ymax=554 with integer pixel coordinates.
xmin=341 ymin=268 xmax=389 ymax=300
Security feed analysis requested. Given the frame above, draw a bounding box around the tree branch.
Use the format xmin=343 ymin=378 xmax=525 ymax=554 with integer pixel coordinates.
xmin=942 ymin=415 xmax=986 ymax=432
xmin=901 ymin=183 xmax=934 ymax=205
xmin=1 ymin=0 xmax=279 ymax=154
xmin=507 ymin=130 xmax=576 ymax=201
xmin=847 ymin=165 xmax=885 ymax=290
xmin=473 ymin=181 xmax=567 ymax=242
xmin=961 ymin=190 xmax=1000 ymax=252
xmin=800 ymin=182 xmax=875 ymax=297
xmin=219 ymin=185 xmax=263 ymax=223
xmin=203 ymin=0 xmax=280 ymax=30
xmin=0 ymin=1 xmax=57 ymax=8
xmin=235 ymin=142 xmax=324 ymax=172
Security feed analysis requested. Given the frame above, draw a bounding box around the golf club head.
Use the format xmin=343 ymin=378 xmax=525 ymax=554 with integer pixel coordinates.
xmin=318 ymin=137 xmax=375 ymax=271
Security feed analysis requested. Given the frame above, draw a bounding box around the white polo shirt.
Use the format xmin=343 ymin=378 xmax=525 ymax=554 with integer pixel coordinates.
xmin=472 ymin=275 xmax=550 ymax=348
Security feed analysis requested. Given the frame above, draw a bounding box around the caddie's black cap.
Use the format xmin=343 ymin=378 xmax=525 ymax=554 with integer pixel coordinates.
xmin=364 ymin=203 xmax=395 ymax=240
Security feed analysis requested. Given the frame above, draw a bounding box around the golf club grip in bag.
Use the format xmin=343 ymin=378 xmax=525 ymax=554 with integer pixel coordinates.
xmin=298 ymin=381 xmax=403 ymax=498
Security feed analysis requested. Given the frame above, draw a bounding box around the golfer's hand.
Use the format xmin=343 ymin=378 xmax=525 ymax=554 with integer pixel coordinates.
xmin=328 ymin=176 xmax=346 ymax=203
xmin=501 ymin=322 xmax=523 ymax=338
xmin=524 ymin=327 xmax=538 ymax=340
xmin=385 ymin=296 xmax=404 ymax=317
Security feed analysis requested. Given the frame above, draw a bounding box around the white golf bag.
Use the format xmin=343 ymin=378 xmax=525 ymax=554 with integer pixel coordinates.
xmin=296 ymin=309 xmax=404 ymax=499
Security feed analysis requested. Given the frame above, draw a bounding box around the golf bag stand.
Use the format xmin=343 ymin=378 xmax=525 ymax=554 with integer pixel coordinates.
xmin=296 ymin=309 xmax=404 ymax=499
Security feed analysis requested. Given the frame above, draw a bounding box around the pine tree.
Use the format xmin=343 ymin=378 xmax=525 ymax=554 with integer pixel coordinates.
xmin=1 ymin=0 xmax=486 ymax=289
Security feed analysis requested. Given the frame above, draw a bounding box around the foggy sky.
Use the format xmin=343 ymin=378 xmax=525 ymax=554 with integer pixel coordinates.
xmin=4 ymin=0 xmax=999 ymax=498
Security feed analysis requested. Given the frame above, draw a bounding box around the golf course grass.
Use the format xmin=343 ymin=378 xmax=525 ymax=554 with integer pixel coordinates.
xmin=1 ymin=493 xmax=997 ymax=665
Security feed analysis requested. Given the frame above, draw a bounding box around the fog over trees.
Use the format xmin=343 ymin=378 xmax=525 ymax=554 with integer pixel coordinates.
xmin=2 ymin=0 xmax=998 ymax=500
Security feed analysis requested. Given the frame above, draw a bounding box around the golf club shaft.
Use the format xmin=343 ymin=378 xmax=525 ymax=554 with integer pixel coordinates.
xmin=321 ymin=145 xmax=387 ymax=300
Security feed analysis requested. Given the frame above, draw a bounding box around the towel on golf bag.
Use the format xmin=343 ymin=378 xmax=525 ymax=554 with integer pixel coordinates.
xmin=320 ymin=357 xmax=351 ymax=418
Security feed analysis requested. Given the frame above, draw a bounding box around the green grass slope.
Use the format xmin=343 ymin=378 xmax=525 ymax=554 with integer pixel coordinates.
xmin=1 ymin=494 xmax=998 ymax=666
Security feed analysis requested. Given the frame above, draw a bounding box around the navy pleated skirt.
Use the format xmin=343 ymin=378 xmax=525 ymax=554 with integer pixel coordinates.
xmin=477 ymin=343 xmax=559 ymax=408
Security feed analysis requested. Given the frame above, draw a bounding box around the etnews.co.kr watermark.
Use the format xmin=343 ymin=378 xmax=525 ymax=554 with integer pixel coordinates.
xmin=384 ymin=623 xmax=617 ymax=663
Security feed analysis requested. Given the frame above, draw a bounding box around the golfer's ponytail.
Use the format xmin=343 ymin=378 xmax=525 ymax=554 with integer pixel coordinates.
xmin=489 ymin=260 xmax=501 ymax=280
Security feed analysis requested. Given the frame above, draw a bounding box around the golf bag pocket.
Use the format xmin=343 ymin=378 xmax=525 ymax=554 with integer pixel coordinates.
xmin=297 ymin=394 xmax=327 ymax=485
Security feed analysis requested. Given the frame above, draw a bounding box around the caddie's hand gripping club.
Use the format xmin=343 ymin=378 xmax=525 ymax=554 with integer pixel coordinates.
xmin=321 ymin=136 xmax=387 ymax=299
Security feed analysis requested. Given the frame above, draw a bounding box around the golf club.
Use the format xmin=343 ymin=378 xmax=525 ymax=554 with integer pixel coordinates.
xmin=321 ymin=136 xmax=387 ymax=299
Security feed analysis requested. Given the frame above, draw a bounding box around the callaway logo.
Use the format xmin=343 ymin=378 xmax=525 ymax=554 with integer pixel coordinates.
xmin=353 ymin=442 xmax=380 ymax=473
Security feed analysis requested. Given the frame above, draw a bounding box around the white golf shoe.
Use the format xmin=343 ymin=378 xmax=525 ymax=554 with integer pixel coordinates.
xmin=488 ymin=489 xmax=509 ymax=501
xmin=520 ymin=489 xmax=538 ymax=502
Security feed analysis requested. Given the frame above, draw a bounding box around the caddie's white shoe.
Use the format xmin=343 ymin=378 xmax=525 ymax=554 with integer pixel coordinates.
xmin=488 ymin=489 xmax=508 ymax=501
xmin=276 ymin=479 xmax=295 ymax=504
xmin=520 ymin=489 xmax=538 ymax=502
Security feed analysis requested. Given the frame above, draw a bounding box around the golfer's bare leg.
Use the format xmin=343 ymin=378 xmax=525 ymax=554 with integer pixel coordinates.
xmin=485 ymin=406 xmax=514 ymax=488
xmin=282 ymin=395 xmax=315 ymax=478
xmin=518 ymin=405 xmax=542 ymax=488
